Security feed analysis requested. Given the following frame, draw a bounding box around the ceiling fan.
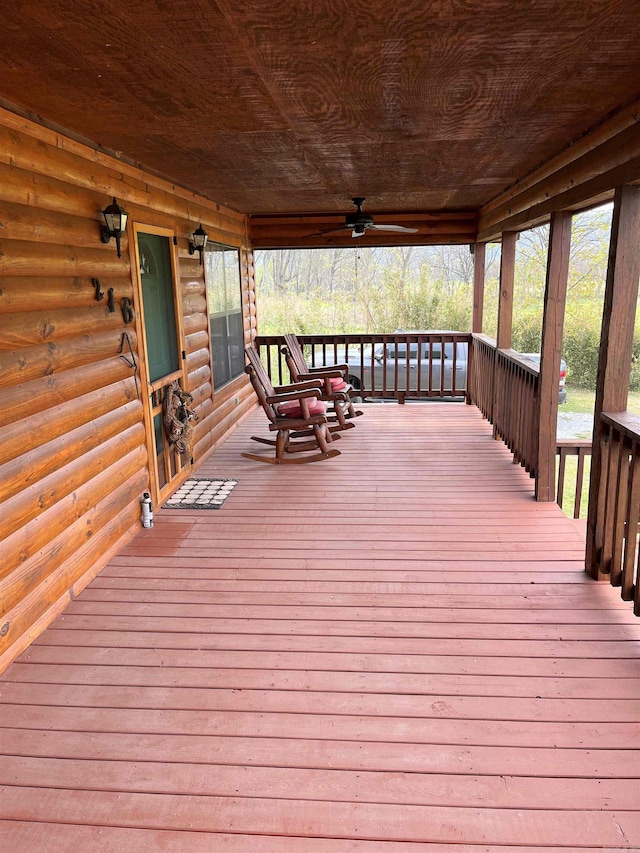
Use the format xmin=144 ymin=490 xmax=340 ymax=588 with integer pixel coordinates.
xmin=309 ymin=198 xmax=419 ymax=238
xmin=345 ymin=197 xmax=418 ymax=237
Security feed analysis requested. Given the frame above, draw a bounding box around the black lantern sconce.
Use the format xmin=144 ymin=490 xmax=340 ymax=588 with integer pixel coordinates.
xmin=100 ymin=197 xmax=129 ymax=258
xmin=189 ymin=224 xmax=208 ymax=265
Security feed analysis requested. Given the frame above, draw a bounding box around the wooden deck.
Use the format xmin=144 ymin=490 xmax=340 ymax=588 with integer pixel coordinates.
xmin=2 ymin=403 xmax=640 ymax=851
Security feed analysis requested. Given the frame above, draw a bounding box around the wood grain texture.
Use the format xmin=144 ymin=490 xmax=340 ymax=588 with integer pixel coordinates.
xmin=536 ymin=212 xmax=572 ymax=501
xmin=0 ymin=107 xmax=254 ymax=671
xmin=0 ymin=2 xmax=639 ymax=225
xmin=1 ymin=404 xmax=638 ymax=850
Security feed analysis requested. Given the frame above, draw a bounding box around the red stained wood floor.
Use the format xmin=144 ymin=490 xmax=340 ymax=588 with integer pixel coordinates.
xmin=1 ymin=404 xmax=640 ymax=851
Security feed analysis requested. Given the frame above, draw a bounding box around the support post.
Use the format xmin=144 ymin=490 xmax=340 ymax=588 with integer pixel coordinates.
xmin=535 ymin=212 xmax=572 ymax=501
xmin=472 ymin=242 xmax=486 ymax=333
xmin=496 ymin=233 xmax=517 ymax=350
xmin=467 ymin=242 xmax=487 ymax=405
xmin=492 ymin=232 xmax=517 ymax=434
xmin=586 ymin=185 xmax=640 ymax=578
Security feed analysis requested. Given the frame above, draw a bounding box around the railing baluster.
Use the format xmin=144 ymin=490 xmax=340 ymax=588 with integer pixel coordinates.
xmin=557 ymin=447 xmax=567 ymax=509
xmin=622 ymin=443 xmax=640 ymax=601
xmin=602 ymin=429 xmax=622 ymax=577
xmin=574 ymin=448 xmax=586 ymax=519
xmin=595 ymin=430 xmax=611 ymax=572
xmin=265 ymin=340 xmax=273 ymax=381
xmin=611 ymin=436 xmax=631 ymax=586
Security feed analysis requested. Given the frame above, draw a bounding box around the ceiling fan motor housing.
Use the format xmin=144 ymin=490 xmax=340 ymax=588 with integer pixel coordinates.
xmin=346 ymin=212 xmax=374 ymax=228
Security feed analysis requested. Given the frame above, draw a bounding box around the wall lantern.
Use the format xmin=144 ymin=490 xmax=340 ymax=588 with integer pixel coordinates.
xmin=189 ymin=224 xmax=208 ymax=265
xmin=100 ymin=197 xmax=129 ymax=258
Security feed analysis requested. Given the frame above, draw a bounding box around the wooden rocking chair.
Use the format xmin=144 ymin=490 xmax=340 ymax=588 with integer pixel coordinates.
xmin=243 ymin=345 xmax=341 ymax=464
xmin=282 ymin=333 xmax=363 ymax=426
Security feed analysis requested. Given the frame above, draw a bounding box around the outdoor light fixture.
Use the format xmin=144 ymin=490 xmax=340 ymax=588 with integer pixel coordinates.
xmin=100 ymin=197 xmax=129 ymax=258
xmin=189 ymin=224 xmax=208 ymax=265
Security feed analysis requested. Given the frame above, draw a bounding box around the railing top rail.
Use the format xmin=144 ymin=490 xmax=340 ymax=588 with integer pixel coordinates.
xmin=496 ymin=347 xmax=540 ymax=378
xmin=556 ymin=439 xmax=592 ymax=455
xmin=471 ymin=333 xmax=497 ymax=347
xmin=601 ymin=410 xmax=640 ymax=442
xmin=256 ymin=332 xmax=472 ymax=345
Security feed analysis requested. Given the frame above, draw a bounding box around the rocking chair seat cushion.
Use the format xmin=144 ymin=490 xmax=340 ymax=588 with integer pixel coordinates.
xmin=328 ymin=377 xmax=348 ymax=391
xmin=277 ymin=397 xmax=326 ymax=418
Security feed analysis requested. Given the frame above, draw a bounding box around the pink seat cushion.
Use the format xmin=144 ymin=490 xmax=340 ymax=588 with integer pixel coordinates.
xmin=277 ymin=397 xmax=326 ymax=418
xmin=328 ymin=377 xmax=348 ymax=391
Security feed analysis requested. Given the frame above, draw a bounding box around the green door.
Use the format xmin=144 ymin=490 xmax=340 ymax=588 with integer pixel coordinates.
xmin=137 ymin=231 xmax=186 ymax=499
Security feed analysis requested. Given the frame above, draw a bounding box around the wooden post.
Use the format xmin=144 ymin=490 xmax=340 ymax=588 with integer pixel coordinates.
xmin=496 ymin=233 xmax=517 ymax=350
xmin=472 ymin=242 xmax=486 ymax=333
xmin=586 ymin=185 xmax=640 ymax=578
xmin=467 ymin=243 xmax=486 ymax=405
xmin=492 ymin=233 xmax=517 ymax=433
xmin=535 ymin=212 xmax=572 ymax=501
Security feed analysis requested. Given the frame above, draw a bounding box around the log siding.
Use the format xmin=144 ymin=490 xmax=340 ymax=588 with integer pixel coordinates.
xmin=0 ymin=107 xmax=256 ymax=673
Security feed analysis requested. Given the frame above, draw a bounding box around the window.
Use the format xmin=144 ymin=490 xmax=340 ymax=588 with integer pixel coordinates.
xmin=204 ymin=243 xmax=244 ymax=390
xmin=386 ymin=343 xmax=419 ymax=359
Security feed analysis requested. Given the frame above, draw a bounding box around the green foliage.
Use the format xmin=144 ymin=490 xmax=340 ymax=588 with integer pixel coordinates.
xmin=254 ymin=205 xmax=640 ymax=393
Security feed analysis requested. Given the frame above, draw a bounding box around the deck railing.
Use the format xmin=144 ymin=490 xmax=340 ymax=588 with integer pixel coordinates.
xmin=255 ymin=333 xmax=471 ymax=402
xmin=493 ymin=348 xmax=540 ymax=476
xmin=469 ymin=336 xmax=540 ymax=477
xmin=591 ymin=412 xmax=640 ymax=613
xmin=556 ymin=439 xmax=592 ymax=518
xmin=469 ymin=333 xmax=496 ymax=419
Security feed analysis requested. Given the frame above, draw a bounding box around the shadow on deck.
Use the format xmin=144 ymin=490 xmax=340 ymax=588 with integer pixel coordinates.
xmin=2 ymin=404 xmax=640 ymax=850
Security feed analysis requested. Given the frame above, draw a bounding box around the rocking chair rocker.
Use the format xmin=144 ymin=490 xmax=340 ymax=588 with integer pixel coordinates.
xmin=282 ymin=333 xmax=363 ymax=426
xmin=243 ymin=345 xmax=341 ymax=464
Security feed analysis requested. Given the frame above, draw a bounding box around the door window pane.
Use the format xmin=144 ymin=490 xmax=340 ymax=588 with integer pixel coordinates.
xmin=139 ymin=234 xmax=179 ymax=383
xmin=205 ymin=244 xmax=244 ymax=390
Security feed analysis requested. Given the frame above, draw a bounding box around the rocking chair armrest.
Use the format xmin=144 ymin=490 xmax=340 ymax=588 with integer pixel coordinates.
xmin=273 ymin=380 xmax=323 ymax=394
xmin=296 ymin=368 xmax=344 ymax=380
xmin=266 ymin=387 xmax=321 ymax=404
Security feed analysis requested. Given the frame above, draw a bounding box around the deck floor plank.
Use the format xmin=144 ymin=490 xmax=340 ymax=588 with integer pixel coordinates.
xmin=1 ymin=404 xmax=639 ymax=851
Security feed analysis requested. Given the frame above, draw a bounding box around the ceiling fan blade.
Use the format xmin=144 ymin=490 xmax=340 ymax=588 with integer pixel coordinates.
xmin=368 ymin=224 xmax=419 ymax=233
xmin=303 ymin=225 xmax=350 ymax=238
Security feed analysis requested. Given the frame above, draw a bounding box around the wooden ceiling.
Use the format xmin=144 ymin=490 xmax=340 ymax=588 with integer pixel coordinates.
xmin=1 ymin=0 xmax=640 ymax=229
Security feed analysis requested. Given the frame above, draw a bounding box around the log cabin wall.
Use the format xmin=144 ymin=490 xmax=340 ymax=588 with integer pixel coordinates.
xmin=0 ymin=107 xmax=256 ymax=673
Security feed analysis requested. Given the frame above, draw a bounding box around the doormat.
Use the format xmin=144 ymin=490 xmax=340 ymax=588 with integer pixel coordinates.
xmin=163 ymin=478 xmax=238 ymax=509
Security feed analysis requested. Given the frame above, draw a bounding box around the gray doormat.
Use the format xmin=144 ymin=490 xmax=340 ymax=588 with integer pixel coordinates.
xmin=163 ymin=478 xmax=238 ymax=509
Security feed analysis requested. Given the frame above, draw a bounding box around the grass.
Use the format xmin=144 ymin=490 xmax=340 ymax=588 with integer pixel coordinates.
xmin=562 ymin=386 xmax=640 ymax=416
xmin=556 ymin=455 xmax=591 ymax=519
xmin=555 ymin=386 xmax=640 ymax=518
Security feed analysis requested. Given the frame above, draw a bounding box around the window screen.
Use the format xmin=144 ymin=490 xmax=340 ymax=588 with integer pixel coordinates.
xmin=204 ymin=244 xmax=244 ymax=390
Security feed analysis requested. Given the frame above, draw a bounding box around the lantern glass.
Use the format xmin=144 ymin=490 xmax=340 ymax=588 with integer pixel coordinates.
xmin=192 ymin=224 xmax=208 ymax=250
xmin=102 ymin=198 xmax=128 ymax=235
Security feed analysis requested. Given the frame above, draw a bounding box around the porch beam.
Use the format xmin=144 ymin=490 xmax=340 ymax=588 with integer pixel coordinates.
xmin=249 ymin=211 xmax=478 ymax=249
xmin=478 ymin=100 xmax=640 ymax=242
xmin=586 ymin=185 xmax=640 ymax=579
xmin=535 ymin=212 xmax=572 ymax=502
